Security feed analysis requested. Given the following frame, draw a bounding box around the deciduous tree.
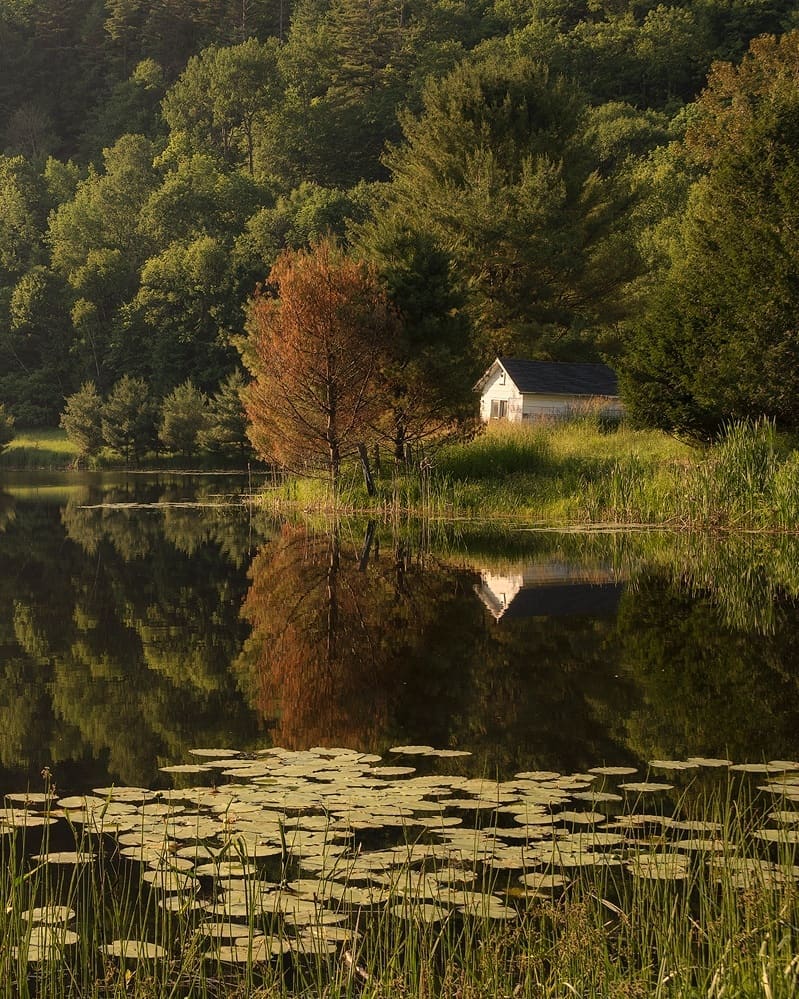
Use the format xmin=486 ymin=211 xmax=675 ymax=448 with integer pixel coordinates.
xmin=241 ymin=238 xmax=396 ymax=486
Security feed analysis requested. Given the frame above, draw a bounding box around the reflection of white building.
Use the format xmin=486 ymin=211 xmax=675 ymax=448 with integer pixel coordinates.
xmin=474 ymin=559 xmax=624 ymax=620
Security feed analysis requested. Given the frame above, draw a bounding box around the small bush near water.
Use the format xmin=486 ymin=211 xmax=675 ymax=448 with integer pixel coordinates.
xmin=1 ymin=752 xmax=799 ymax=998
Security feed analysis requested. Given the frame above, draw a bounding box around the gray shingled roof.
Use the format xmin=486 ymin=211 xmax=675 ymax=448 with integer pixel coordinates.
xmin=499 ymin=358 xmax=619 ymax=396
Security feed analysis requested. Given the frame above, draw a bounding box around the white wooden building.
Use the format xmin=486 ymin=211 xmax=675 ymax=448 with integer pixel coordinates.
xmin=475 ymin=357 xmax=623 ymax=423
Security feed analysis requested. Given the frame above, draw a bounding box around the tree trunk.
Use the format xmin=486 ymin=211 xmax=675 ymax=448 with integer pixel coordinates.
xmin=393 ymin=412 xmax=406 ymax=462
xmin=357 ymin=442 xmax=376 ymax=496
xmin=358 ymin=520 xmax=376 ymax=571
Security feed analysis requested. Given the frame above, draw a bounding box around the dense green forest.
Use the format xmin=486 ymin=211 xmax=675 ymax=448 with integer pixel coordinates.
xmin=0 ymin=0 xmax=797 ymax=436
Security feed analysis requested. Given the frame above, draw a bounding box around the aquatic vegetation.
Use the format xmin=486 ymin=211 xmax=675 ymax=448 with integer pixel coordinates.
xmin=0 ymin=747 xmax=798 ymax=997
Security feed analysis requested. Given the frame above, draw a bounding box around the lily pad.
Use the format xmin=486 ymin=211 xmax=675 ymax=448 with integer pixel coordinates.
xmin=101 ymin=940 xmax=169 ymax=960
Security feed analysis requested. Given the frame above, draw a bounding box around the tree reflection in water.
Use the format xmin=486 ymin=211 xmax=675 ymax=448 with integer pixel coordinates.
xmin=236 ymin=523 xmax=440 ymax=751
xmin=234 ymin=523 xmax=638 ymax=771
xmin=3 ymin=481 xmax=799 ymax=792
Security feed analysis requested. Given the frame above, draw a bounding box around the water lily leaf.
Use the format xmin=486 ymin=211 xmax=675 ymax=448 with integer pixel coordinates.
xmin=519 ymin=872 xmax=566 ymax=890
xmin=5 ymin=793 xmax=55 ymax=808
xmin=648 ymin=761 xmax=698 ymax=771
xmin=101 ymin=940 xmax=169 ymax=960
xmin=625 ymin=853 xmax=690 ymax=880
xmin=685 ymin=758 xmax=732 ymax=768
xmin=288 ymin=933 xmax=338 ymax=955
xmin=20 ymin=906 xmax=75 ymax=925
xmin=32 ymin=851 xmax=96 ymax=864
xmin=389 ymin=901 xmax=451 ymax=922
xmin=555 ymin=811 xmax=606 ymax=826
xmin=618 ymin=782 xmax=674 ymax=793
xmin=198 ymin=921 xmax=260 ymax=940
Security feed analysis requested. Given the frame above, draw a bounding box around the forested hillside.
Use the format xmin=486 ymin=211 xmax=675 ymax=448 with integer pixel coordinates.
xmin=0 ymin=0 xmax=797 ymax=433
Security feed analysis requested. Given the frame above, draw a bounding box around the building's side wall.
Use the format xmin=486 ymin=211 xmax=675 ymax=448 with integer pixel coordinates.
xmin=479 ymin=367 xmax=524 ymax=422
xmin=521 ymin=394 xmax=625 ymax=420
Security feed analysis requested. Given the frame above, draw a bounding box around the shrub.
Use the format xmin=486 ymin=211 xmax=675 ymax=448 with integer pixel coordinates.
xmin=0 ymin=404 xmax=14 ymax=455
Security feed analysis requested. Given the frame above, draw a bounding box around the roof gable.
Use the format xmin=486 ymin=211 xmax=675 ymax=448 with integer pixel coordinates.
xmin=499 ymin=358 xmax=619 ymax=396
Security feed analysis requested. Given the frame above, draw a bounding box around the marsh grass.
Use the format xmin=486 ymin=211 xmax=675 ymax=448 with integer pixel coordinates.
xmin=259 ymin=417 xmax=799 ymax=532
xmin=0 ymin=776 xmax=798 ymax=998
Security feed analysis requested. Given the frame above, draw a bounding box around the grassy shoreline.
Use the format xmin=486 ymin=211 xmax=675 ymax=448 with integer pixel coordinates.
xmin=5 ymin=418 xmax=799 ymax=535
xmin=0 ymin=429 xmax=255 ymax=474
xmin=261 ymin=418 xmax=799 ymax=532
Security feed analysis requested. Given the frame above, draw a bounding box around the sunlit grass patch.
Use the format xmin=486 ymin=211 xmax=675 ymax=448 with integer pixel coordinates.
xmin=0 ymin=429 xmax=80 ymax=470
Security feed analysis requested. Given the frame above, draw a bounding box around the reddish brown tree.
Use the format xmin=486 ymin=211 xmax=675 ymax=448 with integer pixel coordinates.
xmin=241 ymin=239 xmax=397 ymax=487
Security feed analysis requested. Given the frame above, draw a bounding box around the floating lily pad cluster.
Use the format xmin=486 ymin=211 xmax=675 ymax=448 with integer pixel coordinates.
xmin=5 ymin=748 xmax=799 ymax=966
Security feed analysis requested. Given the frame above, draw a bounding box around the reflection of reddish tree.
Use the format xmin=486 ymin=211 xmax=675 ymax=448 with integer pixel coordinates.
xmin=236 ymin=525 xmax=409 ymax=750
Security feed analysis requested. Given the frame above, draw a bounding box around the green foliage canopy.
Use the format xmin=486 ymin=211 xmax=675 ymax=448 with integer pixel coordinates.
xmin=621 ymin=36 xmax=799 ymax=437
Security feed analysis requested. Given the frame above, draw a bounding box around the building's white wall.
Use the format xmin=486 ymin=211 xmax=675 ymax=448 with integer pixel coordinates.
xmin=479 ymin=367 xmax=524 ymax=422
xmin=521 ymin=394 xmax=625 ymax=420
xmin=478 ymin=571 xmax=524 ymax=618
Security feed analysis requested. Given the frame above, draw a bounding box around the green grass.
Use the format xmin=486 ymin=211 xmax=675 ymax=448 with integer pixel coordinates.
xmin=259 ymin=416 xmax=799 ymax=531
xmin=0 ymin=429 xmax=253 ymax=472
xmin=0 ymin=429 xmax=80 ymax=470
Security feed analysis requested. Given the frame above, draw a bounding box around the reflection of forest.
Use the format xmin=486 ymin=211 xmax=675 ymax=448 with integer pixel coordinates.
xmin=614 ymin=570 xmax=799 ymax=762
xmin=0 ymin=480 xmax=262 ymax=790
xmin=238 ymin=525 xmax=799 ymax=772
xmin=3 ymin=484 xmax=799 ymax=791
xmin=235 ymin=524 xmax=639 ymax=774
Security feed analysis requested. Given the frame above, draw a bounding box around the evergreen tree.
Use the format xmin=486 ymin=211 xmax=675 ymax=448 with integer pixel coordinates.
xmin=621 ymin=38 xmax=799 ymax=437
xmin=356 ymin=222 xmax=473 ymax=458
xmin=60 ymin=381 xmax=105 ymax=458
xmin=101 ymin=374 xmax=158 ymax=462
xmin=159 ymin=380 xmax=208 ymax=457
xmin=366 ymin=50 xmax=641 ymax=360
xmin=197 ymin=370 xmax=253 ymax=460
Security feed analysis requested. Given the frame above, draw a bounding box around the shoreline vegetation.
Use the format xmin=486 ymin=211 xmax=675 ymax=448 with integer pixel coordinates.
xmin=2 ymin=754 xmax=799 ymax=998
xmin=261 ymin=417 xmax=799 ymax=533
xmin=5 ymin=417 xmax=799 ymax=533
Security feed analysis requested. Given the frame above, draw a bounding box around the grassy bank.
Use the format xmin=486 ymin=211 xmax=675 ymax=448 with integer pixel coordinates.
xmin=263 ymin=417 xmax=799 ymax=530
xmin=0 ymin=429 xmax=80 ymax=470
xmin=0 ymin=429 xmax=253 ymax=473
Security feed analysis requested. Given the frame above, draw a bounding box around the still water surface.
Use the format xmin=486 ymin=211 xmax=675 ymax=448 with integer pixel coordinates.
xmin=1 ymin=471 xmax=799 ymax=795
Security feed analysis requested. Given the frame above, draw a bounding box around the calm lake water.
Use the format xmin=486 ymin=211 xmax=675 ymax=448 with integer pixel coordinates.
xmin=1 ymin=471 xmax=799 ymax=796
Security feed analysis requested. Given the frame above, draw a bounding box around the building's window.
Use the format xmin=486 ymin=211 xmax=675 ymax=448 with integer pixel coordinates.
xmin=490 ymin=399 xmax=508 ymax=419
